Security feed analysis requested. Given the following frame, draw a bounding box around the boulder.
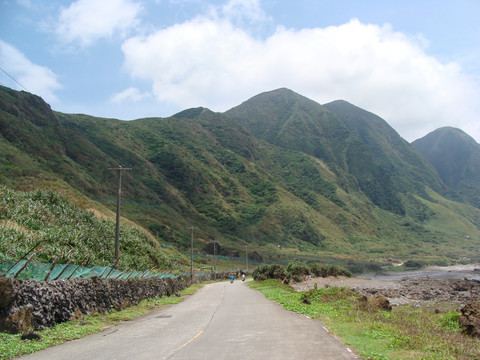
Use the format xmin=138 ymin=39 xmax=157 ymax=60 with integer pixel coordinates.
xmin=368 ymin=294 xmax=392 ymax=312
xmin=0 ymin=277 xmax=15 ymax=310
xmin=0 ymin=305 xmax=33 ymax=334
xmin=460 ymin=300 xmax=480 ymax=337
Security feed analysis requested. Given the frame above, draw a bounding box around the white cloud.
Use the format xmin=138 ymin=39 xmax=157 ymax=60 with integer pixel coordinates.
xmin=121 ymin=12 xmax=480 ymax=142
xmin=215 ymin=0 xmax=270 ymax=27
xmin=110 ymin=87 xmax=150 ymax=103
xmin=0 ymin=40 xmax=61 ymax=104
xmin=55 ymin=0 xmax=143 ymax=47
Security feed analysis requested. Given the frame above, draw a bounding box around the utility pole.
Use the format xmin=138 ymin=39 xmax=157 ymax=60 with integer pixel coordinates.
xmin=187 ymin=226 xmax=197 ymax=280
xmin=108 ymin=165 xmax=131 ymax=265
xmin=245 ymin=247 xmax=248 ymax=273
xmin=214 ymin=242 xmax=217 ymax=280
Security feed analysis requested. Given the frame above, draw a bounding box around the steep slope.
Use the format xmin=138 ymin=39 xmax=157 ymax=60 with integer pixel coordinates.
xmin=225 ymin=88 xmax=350 ymax=166
xmin=323 ymin=100 xmax=446 ymax=194
xmin=2 ymin=85 xmax=480 ymax=264
xmin=412 ymin=127 xmax=480 ymax=207
xmin=225 ymin=89 xmax=445 ymax=216
xmin=0 ymin=86 xmax=350 ymax=253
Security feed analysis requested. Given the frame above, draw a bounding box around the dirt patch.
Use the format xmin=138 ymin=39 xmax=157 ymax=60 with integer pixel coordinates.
xmin=291 ymin=268 xmax=480 ymax=306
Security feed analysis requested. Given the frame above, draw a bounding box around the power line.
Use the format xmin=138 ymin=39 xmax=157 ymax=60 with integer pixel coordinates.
xmin=0 ymin=66 xmax=30 ymax=92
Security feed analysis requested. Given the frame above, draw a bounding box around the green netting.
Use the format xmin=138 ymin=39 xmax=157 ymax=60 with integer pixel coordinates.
xmin=0 ymin=260 xmax=186 ymax=280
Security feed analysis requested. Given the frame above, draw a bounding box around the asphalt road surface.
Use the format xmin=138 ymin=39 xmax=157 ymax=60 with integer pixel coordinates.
xmin=20 ymin=280 xmax=359 ymax=360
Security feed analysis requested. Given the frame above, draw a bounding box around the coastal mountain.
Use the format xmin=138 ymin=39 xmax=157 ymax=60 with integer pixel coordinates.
xmin=1 ymin=85 xmax=480 ymax=265
xmin=226 ymin=89 xmax=445 ymax=215
xmin=412 ymin=127 xmax=480 ymax=208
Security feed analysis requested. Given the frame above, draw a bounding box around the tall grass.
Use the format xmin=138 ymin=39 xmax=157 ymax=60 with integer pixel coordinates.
xmin=0 ymin=187 xmax=183 ymax=270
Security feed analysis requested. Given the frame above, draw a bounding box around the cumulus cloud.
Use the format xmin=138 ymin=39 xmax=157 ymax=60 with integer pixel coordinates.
xmin=121 ymin=8 xmax=480 ymax=142
xmin=110 ymin=87 xmax=150 ymax=103
xmin=0 ymin=40 xmax=61 ymax=104
xmin=55 ymin=0 xmax=142 ymax=47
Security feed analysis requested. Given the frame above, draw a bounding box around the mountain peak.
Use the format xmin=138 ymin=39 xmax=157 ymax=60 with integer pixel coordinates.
xmin=416 ymin=126 xmax=478 ymax=145
xmin=412 ymin=126 xmax=480 ymax=196
xmin=173 ymin=107 xmax=210 ymax=119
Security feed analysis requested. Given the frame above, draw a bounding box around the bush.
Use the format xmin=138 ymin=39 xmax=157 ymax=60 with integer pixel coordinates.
xmin=309 ymin=264 xmax=352 ymax=278
xmin=252 ymin=262 xmax=352 ymax=282
xmin=346 ymin=263 xmax=365 ymax=274
xmin=365 ymin=263 xmax=382 ymax=273
xmin=286 ymin=262 xmax=310 ymax=282
xmin=405 ymin=260 xmax=423 ymax=269
xmin=252 ymin=264 xmax=287 ymax=281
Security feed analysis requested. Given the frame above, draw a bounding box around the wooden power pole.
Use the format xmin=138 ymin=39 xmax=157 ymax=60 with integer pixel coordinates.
xmin=187 ymin=226 xmax=197 ymax=280
xmin=213 ymin=242 xmax=217 ymax=280
xmin=108 ymin=165 xmax=131 ymax=264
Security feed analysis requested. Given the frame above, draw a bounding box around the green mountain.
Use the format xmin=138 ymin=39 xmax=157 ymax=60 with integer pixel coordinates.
xmin=412 ymin=127 xmax=480 ymax=208
xmin=226 ymin=89 xmax=445 ymax=215
xmin=1 ymin=85 xmax=480 ymax=266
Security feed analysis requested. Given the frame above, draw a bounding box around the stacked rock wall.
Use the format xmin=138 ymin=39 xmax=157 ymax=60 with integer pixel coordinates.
xmin=0 ymin=273 xmax=229 ymax=334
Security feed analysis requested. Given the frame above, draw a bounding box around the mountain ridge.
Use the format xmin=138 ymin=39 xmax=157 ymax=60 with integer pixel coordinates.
xmin=412 ymin=126 xmax=480 ymax=208
xmin=1 ymin=85 xmax=480 ymax=266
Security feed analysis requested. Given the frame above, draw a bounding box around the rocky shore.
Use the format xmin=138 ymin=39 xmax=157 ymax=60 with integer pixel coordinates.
xmin=291 ymin=265 xmax=480 ymax=305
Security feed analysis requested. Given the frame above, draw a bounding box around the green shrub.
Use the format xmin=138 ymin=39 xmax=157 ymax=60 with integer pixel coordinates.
xmin=405 ymin=260 xmax=423 ymax=269
xmin=309 ymin=263 xmax=352 ymax=278
xmin=252 ymin=264 xmax=287 ymax=281
xmin=345 ymin=263 xmax=365 ymax=274
xmin=253 ymin=262 xmax=352 ymax=282
xmin=365 ymin=263 xmax=382 ymax=273
xmin=286 ymin=262 xmax=310 ymax=282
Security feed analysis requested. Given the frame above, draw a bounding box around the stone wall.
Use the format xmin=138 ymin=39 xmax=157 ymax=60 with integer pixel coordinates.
xmin=0 ymin=273 xmax=229 ymax=334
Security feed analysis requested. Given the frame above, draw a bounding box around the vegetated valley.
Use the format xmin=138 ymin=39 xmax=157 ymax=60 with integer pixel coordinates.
xmin=1 ymin=85 xmax=480 ymax=272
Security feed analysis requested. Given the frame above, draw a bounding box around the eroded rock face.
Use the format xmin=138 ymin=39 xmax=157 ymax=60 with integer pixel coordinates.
xmin=460 ymin=301 xmax=480 ymax=337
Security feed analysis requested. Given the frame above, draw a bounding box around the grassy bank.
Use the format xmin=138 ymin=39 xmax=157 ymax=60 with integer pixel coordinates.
xmin=0 ymin=283 xmax=204 ymax=359
xmin=0 ymin=186 xmax=187 ymax=271
xmin=249 ymin=279 xmax=480 ymax=360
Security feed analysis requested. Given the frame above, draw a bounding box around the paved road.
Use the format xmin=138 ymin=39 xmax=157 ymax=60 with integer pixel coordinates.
xmin=20 ymin=281 xmax=359 ymax=360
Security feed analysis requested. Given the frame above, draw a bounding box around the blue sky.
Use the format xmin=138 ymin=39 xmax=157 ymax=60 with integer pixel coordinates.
xmin=1 ymin=0 xmax=479 ymax=142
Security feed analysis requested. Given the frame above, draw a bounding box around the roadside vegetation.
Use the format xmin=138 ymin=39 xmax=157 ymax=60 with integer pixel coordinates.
xmin=252 ymin=262 xmax=352 ymax=282
xmin=0 ymin=283 xmax=204 ymax=359
xmin=249 ymin=279 xmax=480 ymax=360
xmin=0 ymin=186 xmax=186 ymax=271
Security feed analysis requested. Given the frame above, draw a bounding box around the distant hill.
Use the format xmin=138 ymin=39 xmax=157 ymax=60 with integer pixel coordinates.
xmin=412 ymin=127 xmax=480 ymax=208
xmin=1 ymin=85 xmax=480 ymax=266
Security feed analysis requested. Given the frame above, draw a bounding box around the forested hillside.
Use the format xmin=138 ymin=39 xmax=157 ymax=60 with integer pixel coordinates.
xmin=412 ymin=127 xmax=480 ymax=208
xmin=1 ymin=85 xmax=480 ymax=267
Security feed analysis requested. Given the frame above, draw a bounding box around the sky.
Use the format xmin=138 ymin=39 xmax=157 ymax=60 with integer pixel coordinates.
xmin=1 ymin=0 xmax=479 ymax=143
